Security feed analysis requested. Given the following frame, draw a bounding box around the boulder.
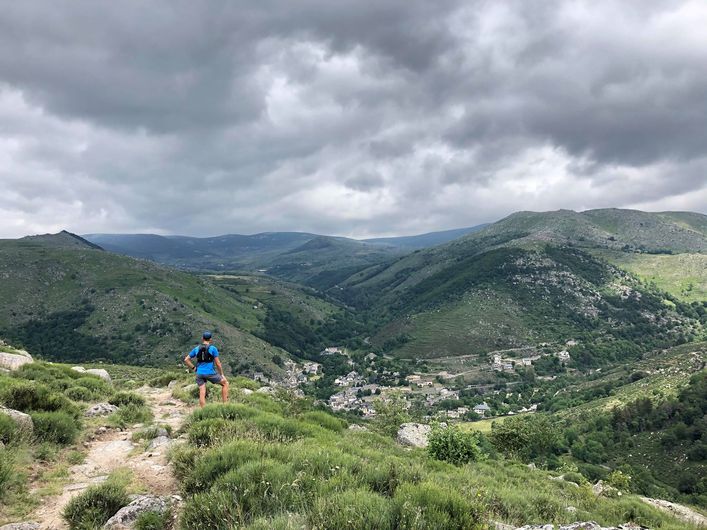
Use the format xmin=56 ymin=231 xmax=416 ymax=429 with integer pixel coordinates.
xmin=592 ymin=480 xmax=619 ymax=497
xmin=348 ymin=424 xmax=369 ymax=432
xmin=255 ymin=386 xmax=275 ymax=394
xmin=103 ymin=495 xmax=170 ymax=529
xmin=0 ymin=523 xmax=40 ymax=530
xmin=240 ymin=388 xmax=254 ymax=395
xmin=0 ymin=406 xmax=33 ymax=435
xmin=167 ymin=380 xmax=178 ymax=390
xmin=85 ymin=403 xmax=119 ymax=417
xmin=0 ymin=350 xmax=33 ymax=371
xmin=396 ymin=423 xmax=432 ymax=448
xmin=147 ymin=436 xmax=172 ymax=451
xmin=86 ymin=368 xmax=112 ymax=382
xmin=72 ymin=366 xmax=112 ymax=382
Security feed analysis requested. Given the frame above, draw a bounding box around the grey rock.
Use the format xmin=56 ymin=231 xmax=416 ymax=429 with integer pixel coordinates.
xmin=396 ymin=423 xmax=432 ymax=448
xmin=559 ymin=523 xmax=601 ymax=530
xmin=86 ymin=368 xmax=112 ymax=382
xmin=0 ymin=406 xmax=33 ymax=435
xmin=0 ymin=523 xmax=40 ymax=530
xmin=348 ymin=424 xmax=369 ymax=432
xmin=103 ymin=495 xmax=168 ymax=529
xmin=255 ymin=386 xmax=275 ymax=394
xmin=167 ymin=380 xmax=178 ymax=389
xmin=240 ymin=388 xmax=254 ymax=395
xmin=72 ymin=366 xmax=112 ymax=382
xmin=0 ymin=351 xmax=33 ymax=371
xmin=148 ymin=436 xmax=172 ymax=450
xmin=85 ymin=403 xmax=119 ymax=417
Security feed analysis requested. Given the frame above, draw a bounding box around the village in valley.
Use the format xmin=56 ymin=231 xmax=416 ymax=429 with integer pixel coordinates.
xmin=260 ymin=340 xmax=579 ymax=425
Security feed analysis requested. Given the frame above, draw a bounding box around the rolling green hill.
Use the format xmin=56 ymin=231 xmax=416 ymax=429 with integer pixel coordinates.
xmin=335 ymin=209 xmax=707 ymax=365
xmin=0 ymin=233 xmax=343 ymax=373
xmin=84 ymin=232 xmax=406 ymax=286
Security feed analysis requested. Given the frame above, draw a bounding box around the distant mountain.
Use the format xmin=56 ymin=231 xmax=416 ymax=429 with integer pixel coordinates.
xmin=336 ymin=208 xmax=706 ymax=362
xmin=84 ymin=225 xmax=493 ymax=286
xmin=362 ymin=224 xmax=488 ymax=249
xmin=0 ymin=231 xmax=343 ymax=372
xmin=16 ymin=229 xmax=105 ymax=250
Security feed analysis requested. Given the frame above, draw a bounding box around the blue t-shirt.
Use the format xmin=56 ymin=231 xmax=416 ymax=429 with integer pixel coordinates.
xmin=189 ymin=344 xmax=219 ymax=375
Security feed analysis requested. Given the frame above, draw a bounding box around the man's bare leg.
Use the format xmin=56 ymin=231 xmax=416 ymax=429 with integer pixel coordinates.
xmin=198 ymin=384 xmax=207 ymax=408
xmin=220 ymin=379 xmax=229 ymax=403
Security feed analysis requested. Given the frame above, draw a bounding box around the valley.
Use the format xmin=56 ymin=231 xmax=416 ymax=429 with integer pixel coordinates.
xmin=1 ymin=207 xmax=706 ymax=528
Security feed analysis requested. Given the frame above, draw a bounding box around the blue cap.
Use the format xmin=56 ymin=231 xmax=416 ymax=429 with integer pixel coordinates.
xmin=202 ymin=331 xmax=212 ymax=340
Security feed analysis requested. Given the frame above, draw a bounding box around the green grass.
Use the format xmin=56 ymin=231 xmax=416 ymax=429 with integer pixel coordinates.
xmin=0 ymin=238 xmax=289 ymax=372
xmin=171 ymin=391 xmax=699 ymax=529
xmin=597 ymin=251 xmax=707 ymax=303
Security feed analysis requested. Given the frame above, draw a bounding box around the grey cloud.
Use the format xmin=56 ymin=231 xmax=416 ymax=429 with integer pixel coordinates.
xmin=0 ymin=0 xmax=705 ymax=239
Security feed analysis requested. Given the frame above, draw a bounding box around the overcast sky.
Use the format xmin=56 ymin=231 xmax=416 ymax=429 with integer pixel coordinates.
xmin=1 ymin=1 xmax=705 ymax=239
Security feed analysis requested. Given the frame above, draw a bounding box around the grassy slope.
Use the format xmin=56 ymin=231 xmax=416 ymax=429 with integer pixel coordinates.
xmin=336 ymin=209 xmax=706 ymax=362
xmin=596 ymin=250 xmax=707 ymax=303
xmin=558 ymin=342 xmax=707 ymax=419
xmin=170 ymin=385 xmax=699 ymax=530
xmin=0 ymin=238 xmax=292 ymax=372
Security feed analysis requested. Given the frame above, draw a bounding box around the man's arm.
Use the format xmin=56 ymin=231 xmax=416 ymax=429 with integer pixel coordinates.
xmin=214 ymin=357 xmax=227 ymax=380
xmin=184 ymin=351 xmax=196 ymax=372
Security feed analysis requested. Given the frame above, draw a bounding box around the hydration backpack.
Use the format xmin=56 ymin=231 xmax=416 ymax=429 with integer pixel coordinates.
xmin=196 ymin=344 xmax=214 ymax=364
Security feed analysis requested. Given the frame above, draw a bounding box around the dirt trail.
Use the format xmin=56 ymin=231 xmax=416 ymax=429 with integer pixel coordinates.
xmin=31 ymin=387 xmax=191 ymax=530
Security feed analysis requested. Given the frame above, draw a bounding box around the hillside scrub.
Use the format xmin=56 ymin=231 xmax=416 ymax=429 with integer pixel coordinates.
xmin=63 ymin=476 xmax=130 ymax=529
xmin=172 ymin=391 xmax=698 ymax=529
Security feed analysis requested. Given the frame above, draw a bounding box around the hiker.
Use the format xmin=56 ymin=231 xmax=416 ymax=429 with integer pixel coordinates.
xmin=184 ymin=331 xmax=229 ymax=408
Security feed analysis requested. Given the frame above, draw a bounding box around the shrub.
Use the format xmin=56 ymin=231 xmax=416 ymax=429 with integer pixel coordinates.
xmin=393 ymin=481 xmax=486 ymax=529
xmin=189 ymin=403 xmax=259 ymax=424
xmin=562 ymin=471 xmax=588 ymax=486
xmin=232 ymin=376 xmax=259 ymax=390
xmin=167 ymin=444 xmax=200 ymax=483
xmin=149 ymin=373 xmax=181 ymax=388
xmin=215 ymin=459 xmax=303 ymax=522
xmin=109 ymin=392 xmax=146 ymax=407
xmin=607 ymin=470 xmax=631 ymax=491
xmin=428 ymin=426 xmax=485 ymax=466
xmin=489 ymin=415 xmax=561 ymax=462
xmin=134 ymin=509 xmax=171 ymax=530
xmin=109 ymin=403 xmax=153 ymax=427
xmin=180 ymin=490 xmax=239 ymax=530
xmin=63 ymin=480 xmax=129 ymax=529
xmin=188 ymin=419 xmax=248 ymax=448
xmin=66 ymin=386 xmax=93 ymax=402
xmin=35 ymin=442 xmax=59 ymax=462
xmin=0 ymin=412 xmax=19 ymax=445
xmin=0 ymin=447 xmax=12 ymax=498
xmin=301 ymin=410 xmax=347 ymax=432
xmin=0 ymin=381 xmax=78 ymax=415
xmin=309 ymin=488 xmax=394 ymax=530
xmin=181 ymin=440 xmax=266 ymax=494
xmin=132 ymin=425 xmax=172 ymax=443
xmin=31 ymin=411 xmax=80 ymax=445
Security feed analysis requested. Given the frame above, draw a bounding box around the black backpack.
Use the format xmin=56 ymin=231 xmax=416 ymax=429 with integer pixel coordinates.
xmin=196 ymin=344 xmax=214 ymax=364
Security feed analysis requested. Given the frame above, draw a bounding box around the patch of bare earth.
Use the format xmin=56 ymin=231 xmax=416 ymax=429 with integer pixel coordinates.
xmin=31 ymin=387 xmax=191 ymax=530
xmin=640 ymin=496 xmax=707 ymax=527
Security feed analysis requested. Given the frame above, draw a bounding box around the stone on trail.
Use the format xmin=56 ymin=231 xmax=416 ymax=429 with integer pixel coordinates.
xmin=147 ymin=435 xmax=172 ymax=451
xmin=85 ymin=403 xmax=119 ymax=417
xmin=0 ymin=350 xmax=33 ymax=371
xmin=396 ymin=423 xmax=432 ymax=448
xmin=103 ymin=495 xmax=171 ymax=529
xmin=0 ymin=406 xmax=33 ymax=435
xmin=0 ymin=522 xmax=40 ymax=530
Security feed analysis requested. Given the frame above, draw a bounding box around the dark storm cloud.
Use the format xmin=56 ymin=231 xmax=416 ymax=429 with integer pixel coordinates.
xmin=0 ymin=0 xmax=705 ymax=238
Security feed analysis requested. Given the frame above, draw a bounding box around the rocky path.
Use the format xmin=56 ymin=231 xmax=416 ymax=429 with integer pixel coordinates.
xmin=30 ymin=387 xmax=191 ymax=530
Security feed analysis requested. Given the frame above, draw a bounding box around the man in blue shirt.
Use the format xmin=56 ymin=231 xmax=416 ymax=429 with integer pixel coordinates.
xmin=184 ymin=331 xmax=229 ymax=407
